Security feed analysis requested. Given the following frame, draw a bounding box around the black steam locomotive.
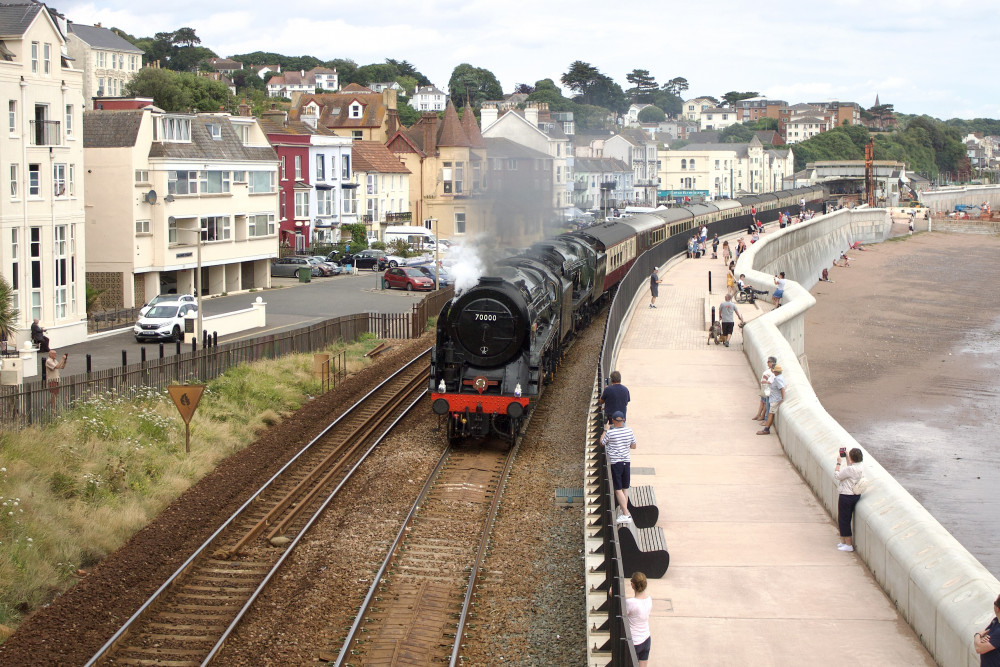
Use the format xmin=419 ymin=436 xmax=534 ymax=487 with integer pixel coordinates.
xmin=430 ymin=186 xmax=824 ymax=444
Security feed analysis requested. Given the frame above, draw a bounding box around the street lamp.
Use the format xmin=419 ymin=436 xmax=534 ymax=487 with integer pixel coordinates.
xmin=175 ymin=225 xmax=203 ymax=341
xmin=425 ymin=218 xmax=439 ymax=289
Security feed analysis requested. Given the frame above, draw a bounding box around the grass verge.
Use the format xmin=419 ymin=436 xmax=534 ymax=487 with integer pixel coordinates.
xmin=0 ymin=333 xmax=384 ymax=637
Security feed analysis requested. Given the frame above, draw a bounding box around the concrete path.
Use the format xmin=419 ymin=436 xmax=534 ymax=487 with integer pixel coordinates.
xmin=613 ymin=250 xmax=934 ymax=665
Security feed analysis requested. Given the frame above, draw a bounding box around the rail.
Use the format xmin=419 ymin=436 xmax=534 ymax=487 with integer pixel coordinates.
xmin=84 ymin=349 xmax=431 ymax=666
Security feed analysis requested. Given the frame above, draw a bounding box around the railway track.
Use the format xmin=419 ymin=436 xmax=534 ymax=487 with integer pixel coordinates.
xmin=333 ymin=441 xmax=517 ymax=666
xmin=86 ymin=349 xmax=432 ymax=667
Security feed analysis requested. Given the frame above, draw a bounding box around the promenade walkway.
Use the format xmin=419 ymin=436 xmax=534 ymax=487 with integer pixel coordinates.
xmin=613 ymin=249 xmax=934 ymax=665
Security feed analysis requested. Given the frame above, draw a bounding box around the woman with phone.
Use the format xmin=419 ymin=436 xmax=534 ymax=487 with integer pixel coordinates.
xmin=834 ymin=447 xmax=864 ymax=552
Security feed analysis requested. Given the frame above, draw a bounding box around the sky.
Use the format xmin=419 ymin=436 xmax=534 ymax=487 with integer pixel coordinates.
xmin=60 ymin=0 xmax=1000 ymax=120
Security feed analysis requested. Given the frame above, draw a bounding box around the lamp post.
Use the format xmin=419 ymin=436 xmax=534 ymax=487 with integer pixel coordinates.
xmin=426 ymin=218 xmax=439 ymax=289
xmin=177 ymin=226 xmax=204 ymax=341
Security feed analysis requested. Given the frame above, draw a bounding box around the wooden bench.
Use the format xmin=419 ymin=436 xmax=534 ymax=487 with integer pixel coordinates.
xmin=617 ymin=521 xmax=669 ymax=578
xmin=626 ymin=485 xmax=659 ymax=528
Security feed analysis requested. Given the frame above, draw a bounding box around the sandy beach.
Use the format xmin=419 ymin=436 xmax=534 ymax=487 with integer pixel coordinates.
xmin=803 ymin=228 xmax=1000 ymax=578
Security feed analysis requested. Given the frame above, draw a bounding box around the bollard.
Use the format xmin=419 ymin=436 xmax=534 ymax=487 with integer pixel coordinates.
xmin=86 ymin=353 xmax=92 ymax=374
xmin=212 ymin=332 xmax=217 ymax=347
xmin=202 ymin=330 xmax=208 ymax=348
xmin=121 ymin=350 xmax=127 ymax=367
xmin=140 ymin=347 xmax=146 ymax=363
xmin=191 ymin=338 xmax=197 ymax=352
xmin=159 ymin=343 xmax=164 ymax=358
xmin=711 ymin=306 xmax=716 ymax=324
xmin=708 ymin=271 xmax=712 ymax=294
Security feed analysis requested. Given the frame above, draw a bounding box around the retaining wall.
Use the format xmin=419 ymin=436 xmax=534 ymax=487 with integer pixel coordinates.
xmin=738 ymin=210 xmax=999 ymax=667
xmin=919 ymin=184 xmax=1000 ymax=213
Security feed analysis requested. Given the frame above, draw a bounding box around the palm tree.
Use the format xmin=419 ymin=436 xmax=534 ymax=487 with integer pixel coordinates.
xmin=0 ymin=276 xmax=19 ymax=343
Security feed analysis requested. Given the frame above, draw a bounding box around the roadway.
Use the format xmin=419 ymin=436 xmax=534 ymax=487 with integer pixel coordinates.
xmin=49 ymin=270 xmax=433 ymax=377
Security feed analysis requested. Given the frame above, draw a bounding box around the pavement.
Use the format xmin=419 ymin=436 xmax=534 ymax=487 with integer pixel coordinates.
xmin=612 ymin=241 xmax=934 ymax=665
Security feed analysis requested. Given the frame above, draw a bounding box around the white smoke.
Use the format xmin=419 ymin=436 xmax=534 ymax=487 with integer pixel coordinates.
xmin=443 ymin=242 xmax=487 ymax=294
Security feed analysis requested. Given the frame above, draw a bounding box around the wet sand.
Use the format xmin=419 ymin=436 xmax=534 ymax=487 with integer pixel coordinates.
xmin=804 ymin=228 xmax=1000 ymax=578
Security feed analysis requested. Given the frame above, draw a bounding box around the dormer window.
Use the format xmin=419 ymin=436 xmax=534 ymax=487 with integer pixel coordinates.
xmin=349 ymin=102 xmax=363 ymax=119
xmin=156 ymin=116 xmax=192 ymax=142
xmin=206 ymin=122 xmax=222 ymax=140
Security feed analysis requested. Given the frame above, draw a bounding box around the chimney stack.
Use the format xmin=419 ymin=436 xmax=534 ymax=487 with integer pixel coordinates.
xmin=480 ymin=107 xmax=498 ymax=130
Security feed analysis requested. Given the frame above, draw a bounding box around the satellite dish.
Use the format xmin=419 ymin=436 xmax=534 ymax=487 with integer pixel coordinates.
xmin=168 ymin=216 xmax=176 ymax=225
xmin=144 ymin=189 xmax=157 ymax=204
xmin=164 ymin=194 xmax=175 ymax=203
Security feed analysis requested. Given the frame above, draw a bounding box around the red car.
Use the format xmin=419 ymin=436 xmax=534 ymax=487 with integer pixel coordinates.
xmin=383 ymin=266 xmax=434 ymax=291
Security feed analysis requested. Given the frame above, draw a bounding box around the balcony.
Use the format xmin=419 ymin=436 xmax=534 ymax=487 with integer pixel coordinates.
xmin=360 ymin=214 xmax=374 ymax=224
xmin=30 ymin=120 xmax=61 ymax=146
xmin=574 ymin=181 xmax=588 ymax=191
xmin=385 ymin=211 xmax=412 ymax=222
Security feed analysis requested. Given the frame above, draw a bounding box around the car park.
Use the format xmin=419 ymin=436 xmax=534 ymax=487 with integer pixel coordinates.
xmin=382 ymin=266 xmax=434 ymax=291
xmin=271 ymin=256 xmax=322 ymax=278
xmin=134 ymin=302 xmax=199 ymax=343
xmin=140 ymin=293 xmax=195 ymax=316
xmin=414 ymin=265 xmax=454 ymax=288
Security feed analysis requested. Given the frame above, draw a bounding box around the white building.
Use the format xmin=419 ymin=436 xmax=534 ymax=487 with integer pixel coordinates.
xmin=65 ymin=22 xmax=143 ymax=107
xmin=699 ymin=107 xmax=739 ymax=131
xmin=351 ymin=140 xmax=412 ymax=239
xmin=409 ymin=85 xmax=446 ymax=112
xmin=83 ymin=107 xmax=280 ymax=307
xmin=603 ymin=130 xmax=659 ymax=206
xmin=658 ymin=137 xmax=794 ymax=199
xmin=1 ymin=1 xmax=88 ymax=346
xmin=682 ymin=97 xmax=716 ymax=122
xmin=784 ymin=116 xmax=829 ymax=144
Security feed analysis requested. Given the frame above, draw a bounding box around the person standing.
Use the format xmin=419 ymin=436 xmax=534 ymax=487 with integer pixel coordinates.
xmin=718 ymin=294 xmax=744 ymax=348
xmin=834 ymin=448 xmax=864 ymax=551
xmin=772 ymin=271 xmax=787 ymax=307
xmin=753 ymin=356 xmax=777 ymax=421
xmin=757 ymin=364 xmax=785 ymax=434
xmin=721 ymin=240 xmax=731 ymax=266
xmin=45 ymin=349 xmax=68 ymax=407
xmin=626 ymin=571 xmax=653 ymax=667
xmin=699 ymin=225 xmax=708 ymax=244
xmin=974 ymin=594 xmax=1000 ymax=665
xmin=711 ymin=233 xmax=720 ymax=259
xmin=602 ymin=411 xmax=637 ymax=524
xmin=600 ymin=370 xmax=631 ymax=426
xmin=649 ymin=268 xmax=662 ymax=308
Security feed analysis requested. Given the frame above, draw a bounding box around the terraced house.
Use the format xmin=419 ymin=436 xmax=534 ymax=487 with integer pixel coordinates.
xmin=83 ymin=102 xmax=279 ymax=308
xmin=0 ymin=0 xmax=88 ymax=346
xmin=65 ymin=21 xmax=143 ymax=107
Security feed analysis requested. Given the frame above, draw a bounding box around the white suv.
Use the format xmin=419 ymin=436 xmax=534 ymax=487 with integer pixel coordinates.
xmin=134 ymin=302 xmax=198 ymax=343
xmin=140 ymin=293 xmax=196 ymax=316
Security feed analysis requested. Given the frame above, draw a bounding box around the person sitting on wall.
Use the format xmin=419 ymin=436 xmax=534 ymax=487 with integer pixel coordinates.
xmin=31 ymin=318 xmax=50 ymax=352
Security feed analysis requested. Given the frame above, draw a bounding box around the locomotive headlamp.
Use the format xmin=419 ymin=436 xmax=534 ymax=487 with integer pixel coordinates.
xmin=507 ymin=402 xmax=524 ymax=419
xmin=432 ymin=398 xmax=450 ymax=415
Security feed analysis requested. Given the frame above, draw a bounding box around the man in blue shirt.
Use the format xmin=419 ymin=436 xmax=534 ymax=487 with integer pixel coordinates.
xmin=600 ymin=370 xmax=630 ymax=425
xmin=975 ymin=594 xmax=1000 ymax=666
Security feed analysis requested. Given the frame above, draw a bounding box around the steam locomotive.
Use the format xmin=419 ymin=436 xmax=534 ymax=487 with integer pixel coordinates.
xmin=430 ymin=186 xmax=825 ymax=444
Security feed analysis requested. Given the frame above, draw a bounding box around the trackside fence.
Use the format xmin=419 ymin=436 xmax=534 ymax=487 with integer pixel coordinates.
xmin=0 ymin=287 xmax=454 ymax=431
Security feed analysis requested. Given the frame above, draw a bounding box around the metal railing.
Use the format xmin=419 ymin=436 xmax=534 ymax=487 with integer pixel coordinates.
xmin=0 ymin=287 xmax=454 ymax=430
xmin=30 ymin=120 xmax=61 ymax=146
xmin=88 ymin=306 xmax=143 ymax=334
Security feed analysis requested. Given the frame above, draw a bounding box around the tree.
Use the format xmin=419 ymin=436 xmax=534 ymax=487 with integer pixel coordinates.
xmin=171 ymin=27 xmax=200 ymax=47
xmin=447 ymin=63 xmax=503 ymax=107
xmin=720 ymin=91 xmax=759 ymax=107
xmin=625 ymin=69 xmax=657 ymax=102
xmin=662 ymin=77 xmax=689 ymax=96
xmin=513 ymin=83 xmax=535 ymax=94
xmin=561 ymin=61 xmax=600 ymax=101
xmin=637 ymin=105 xmax=665 ymax=123
xmin=125 ymin=68 xmax=231 ymax=112
xmin=718 ymin=123 xmax=754 ymax=143
xmin=0 ymin=276 xmax=18 ymax=341
xmin=396 ymin=100 xmax=421 ymax=126
xmin=649 ymin=89 xmax=682 ymax=117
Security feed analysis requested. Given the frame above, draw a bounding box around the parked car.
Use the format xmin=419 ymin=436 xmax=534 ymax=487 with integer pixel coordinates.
xmin=382 ymin=266 xmax=434 ymax=291
xmin=271 ymin=256 xmax=322 ymax=278
xmin=338 ymin=249 xmax=406 ymax=271
xmin=134 ymin=302 xmax=198 ymax=343
xmin=302 ymin=256 xmax=338 ymax=276
xmin=413 ymin=265 xmax=454 ymax=288
xmin=140 ymin=293 xmax=195 ymax=317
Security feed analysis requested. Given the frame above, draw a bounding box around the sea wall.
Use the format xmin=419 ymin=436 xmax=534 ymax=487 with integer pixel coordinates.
xmin=919 ymin=184 xmax=1000 ymax=213
xmin=738 ymin=210 xmax=1000 ymax=667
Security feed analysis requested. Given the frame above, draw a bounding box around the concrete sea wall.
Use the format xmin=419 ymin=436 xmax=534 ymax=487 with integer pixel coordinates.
xmin=737 ymin=209 xmax=1000 ymax=667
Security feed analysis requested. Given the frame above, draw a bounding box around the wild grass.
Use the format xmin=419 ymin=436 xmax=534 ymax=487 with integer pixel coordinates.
xmin=0 ymin=335 xmax=385 ymax=637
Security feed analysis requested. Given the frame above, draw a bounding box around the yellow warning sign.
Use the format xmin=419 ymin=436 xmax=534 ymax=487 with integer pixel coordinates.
xmin=168 ymin=384 xmax=205 ymax=425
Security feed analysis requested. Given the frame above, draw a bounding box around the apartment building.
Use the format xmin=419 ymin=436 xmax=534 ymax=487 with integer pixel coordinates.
xmin=483 ymin=137 xmax=554 ymax=245
xmin=571 ymin=158 xmax=632 ymax=212
xmin=83 ymin=106 xmax=279 ymax=308
xmin=1 ymin=1 xmax=88 ymax=346
xmin=658 ymin=137 xmax=794 ymax=199
xmin=603 ymin=130 xmax=658 ymax=206
xmin=259 ymin=109 xmax=355 ymax=250
xmin=351 ymin=140 xmax=411 ymax=240
xmin=408 ymin=85 xmax=446 ymax=112
xmin=66 ymin=22 xmax=143 ymax=107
